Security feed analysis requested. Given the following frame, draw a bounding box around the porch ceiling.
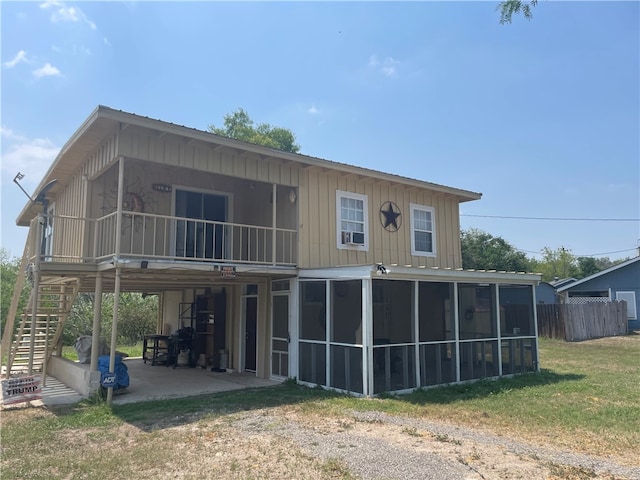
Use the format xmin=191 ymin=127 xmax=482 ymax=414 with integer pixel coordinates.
xmin=39 ymin=260 xmax=297 ymax=293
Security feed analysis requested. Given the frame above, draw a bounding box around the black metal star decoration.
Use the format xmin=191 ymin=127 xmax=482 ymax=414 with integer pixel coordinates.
xmin=380 ymin=201 xmax=401 ymax=231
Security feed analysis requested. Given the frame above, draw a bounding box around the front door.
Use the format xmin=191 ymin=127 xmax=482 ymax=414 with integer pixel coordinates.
xmin=175 ymin=189 xmax=227 ymax=259
xmin=271 ymin=293 xmax=289 ymax=378
xmin=244 ymin=296 xmax=258 ymax=372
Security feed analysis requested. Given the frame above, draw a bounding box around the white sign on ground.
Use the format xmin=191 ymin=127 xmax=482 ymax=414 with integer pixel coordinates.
xmin=1 ymin=375 xmax=42 ymax=405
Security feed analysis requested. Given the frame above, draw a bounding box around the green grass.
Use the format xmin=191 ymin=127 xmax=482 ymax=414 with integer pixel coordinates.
xmin=2 ymin=334 xmax=639 ymax=478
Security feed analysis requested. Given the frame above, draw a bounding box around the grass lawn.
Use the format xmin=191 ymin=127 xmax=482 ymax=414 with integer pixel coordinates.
xmin=2 ymin=334 xmax=639 ymax=478
xmin=60 ymin=342 xmax=144 ymax=361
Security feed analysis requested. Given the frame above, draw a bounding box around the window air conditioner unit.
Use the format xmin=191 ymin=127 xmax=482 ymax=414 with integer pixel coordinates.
xmin=342 ymin=231 xmax=365 ymax=245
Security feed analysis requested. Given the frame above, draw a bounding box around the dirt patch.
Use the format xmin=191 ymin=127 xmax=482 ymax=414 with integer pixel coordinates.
xmin=3 ymin=405 xmax=639 ymax=479
xmin=152 ymin=406 xmax=638 ymax=479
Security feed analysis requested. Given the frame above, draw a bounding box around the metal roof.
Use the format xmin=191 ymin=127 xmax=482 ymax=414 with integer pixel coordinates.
xmin=17 ymin=105 xmax=482 ymax=225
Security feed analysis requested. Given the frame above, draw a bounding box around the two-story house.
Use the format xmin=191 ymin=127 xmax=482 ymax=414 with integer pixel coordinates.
xmin=2 ymin=106 xmax=540 ymax=399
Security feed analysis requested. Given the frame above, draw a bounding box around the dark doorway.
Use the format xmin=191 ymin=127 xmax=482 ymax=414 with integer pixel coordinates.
xmin=245 ymin=297 xmax=258 ymax=372
xmin=213 ymin=291 xmax=227 ymax=367
xmin=195 ymin=290 xmax=227 ymax=368
xmin=175 ymin=189 xmax=227 ymax=259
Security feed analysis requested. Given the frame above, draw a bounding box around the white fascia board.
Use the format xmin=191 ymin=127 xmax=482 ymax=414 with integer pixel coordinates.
xmin=299 ymin=264 xmax=540 ymax=284
xmin=299 ymin=265 xmax=373 ymax=279
xmin=382 ymin=266 xmax=540 ymax=284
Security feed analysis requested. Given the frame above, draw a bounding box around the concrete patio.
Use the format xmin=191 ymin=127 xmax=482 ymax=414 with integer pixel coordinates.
xmin=111 ymin=357 xmax=280 ymax=404
xmin=3 ymin=357 xmax=280 ymax=408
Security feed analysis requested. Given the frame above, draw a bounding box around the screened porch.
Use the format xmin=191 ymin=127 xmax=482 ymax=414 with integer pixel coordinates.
xmin=297 ymin=271 xmax=539 ymax=396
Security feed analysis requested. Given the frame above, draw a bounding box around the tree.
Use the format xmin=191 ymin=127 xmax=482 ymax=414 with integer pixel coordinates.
xmin=576 ymin=256 xmax=601 ymax=279
xmin=1 ymin=248 xmax=30 ymax=337
xmin=117 ymin=293 xmax=158 ymax=345
xmin=498 ymin=0 xmax=538 ymax=24
xmin=209 ymin=108 xmax=300 ymax=153
xmin=536 ymin=247 xmax=579 ymax=282
xmin=461 ymin=229 xmax=533 ymax=272
xmin=64 ymin=292 xmax=157 ymax=347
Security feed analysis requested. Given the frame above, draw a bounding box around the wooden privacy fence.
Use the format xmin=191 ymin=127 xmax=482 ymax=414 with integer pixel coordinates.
xmin=537 ymin=301 xmax=628 ymax=341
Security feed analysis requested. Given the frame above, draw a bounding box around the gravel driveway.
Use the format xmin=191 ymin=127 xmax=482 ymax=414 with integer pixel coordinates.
xmin=228 ymin=407 xmax=640 ymax=480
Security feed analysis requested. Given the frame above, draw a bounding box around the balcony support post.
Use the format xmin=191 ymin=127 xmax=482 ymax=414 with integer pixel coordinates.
xmin=115 ymin=156 xmax=125 ymax=260
xmin=90 ymin=273 xmax=103 ymax=372
xmin=107 ymin=267 xmax=121 ymax=405
xmin=27 ymin=214 xmax=43 ymax=375
xmin=107 ymin=156 xmax=125 ymax=404
xmin=272 ymin=183 xmax=277 ymax=266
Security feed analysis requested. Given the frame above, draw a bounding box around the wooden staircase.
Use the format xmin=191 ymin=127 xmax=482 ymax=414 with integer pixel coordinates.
xmin=3 ymin=280 xmax=80 ymax=377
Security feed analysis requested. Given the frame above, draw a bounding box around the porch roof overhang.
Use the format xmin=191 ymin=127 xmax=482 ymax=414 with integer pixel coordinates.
xmin=17 ymin=105 xmax=482 ymax=225
xmin=39 ymin=259 xmax=297 ymax=293
xmin=299 ymin=264 xmax=541 ymax=285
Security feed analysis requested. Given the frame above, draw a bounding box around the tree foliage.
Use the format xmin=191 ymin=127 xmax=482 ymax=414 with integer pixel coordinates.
xmin=459 ymin=230 xmax=628 ymax=283
xmin=64 ymin=292 xmax=157 ymax=346
xmin=209 ymin=108 xmax=301 ymax=153
xmin=498 ymin=0 xmax=538 ymax=24
xmin=0 ymin=248 xmax=30 ymax=337
xmin=535 ymin=247 xmax=580 ymax=282
xmin=461 ymin=228 xmax=533 ymax=272
xmin=576 ymin=256 xmax=600 ymax=279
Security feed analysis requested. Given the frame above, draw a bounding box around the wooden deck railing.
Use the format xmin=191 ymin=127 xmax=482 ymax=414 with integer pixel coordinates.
xmin=33 ymin=212 xmax=297 ymax=266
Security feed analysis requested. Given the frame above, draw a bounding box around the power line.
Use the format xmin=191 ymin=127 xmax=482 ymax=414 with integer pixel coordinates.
xmin=518 ymin=247 xmax=638 ymax=258
xmin=461 ymin=214 xmax=639 ymax=222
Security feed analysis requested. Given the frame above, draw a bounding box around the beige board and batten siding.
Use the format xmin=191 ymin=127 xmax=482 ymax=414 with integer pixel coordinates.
xmin=117 ymin=127 xmax=300 ymax=187
xmin=298 ymin=167 xmax=464 ymax=269
xmin=44 ymin=165 xmax=90 ymax=261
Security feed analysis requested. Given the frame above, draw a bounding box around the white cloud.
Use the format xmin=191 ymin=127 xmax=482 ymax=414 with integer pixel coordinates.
xmin=3 ymin=50 xmax=28 ymax=68
xmin=103 ymin=37 xmax=111 ymax=47
xmin=308 ymin=105 xmax=319 ymax=115
xmin=40 ymin=0 xmax=97 ymax=30
xmin=368 ymin=55 xmax=400 ymax=77
xmin=0 ymin=127 xmax=60 ymax=186
xmin=32 ymin=63 xmax=61 ymax=78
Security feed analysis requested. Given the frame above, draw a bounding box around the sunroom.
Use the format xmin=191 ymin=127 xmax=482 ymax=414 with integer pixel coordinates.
xmin=295 ymin=265 xmax=540 ymax=396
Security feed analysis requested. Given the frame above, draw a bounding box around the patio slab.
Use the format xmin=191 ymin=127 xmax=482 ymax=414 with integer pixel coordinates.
xmin=3 ymin=357 xmax=280 ymax=408
xmin=112 ymin=357 xmax=280 ymax=404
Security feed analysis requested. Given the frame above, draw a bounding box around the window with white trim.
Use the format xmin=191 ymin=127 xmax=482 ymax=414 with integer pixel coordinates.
xmin=410 ymin=203 xmax=436 ymax=256
xmin=615 ymin=291 xmax=637 ymax=319
xmin=336 ymin=190 xmax=368 ymax=250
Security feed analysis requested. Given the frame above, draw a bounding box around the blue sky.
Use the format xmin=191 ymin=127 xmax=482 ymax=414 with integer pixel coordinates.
xmin=1 ymin=1 xmax=639 ymax=261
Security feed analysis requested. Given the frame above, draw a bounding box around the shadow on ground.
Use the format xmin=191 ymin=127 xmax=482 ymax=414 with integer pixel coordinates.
xmin=397 ymin=369 xmax=585 ymax=405
xmin=14 ymin=369 xmax=586 ymax=432
xmin=38 ymin=382 xmax=338 ymax=432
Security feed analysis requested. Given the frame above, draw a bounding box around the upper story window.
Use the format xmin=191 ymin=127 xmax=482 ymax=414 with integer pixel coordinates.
xmin=410 ymin=203 xmax=436 ymax=256
xmin=336 ymin=190 xmax=368 ymax=250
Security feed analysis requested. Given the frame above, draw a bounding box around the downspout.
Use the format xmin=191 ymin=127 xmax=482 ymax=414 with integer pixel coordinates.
xmin=107 ymin=156 xmax=125 ymax=404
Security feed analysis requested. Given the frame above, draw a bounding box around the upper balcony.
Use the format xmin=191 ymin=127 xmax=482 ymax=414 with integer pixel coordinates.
xmin=28 ymin=211 xmax=297 ymax=268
